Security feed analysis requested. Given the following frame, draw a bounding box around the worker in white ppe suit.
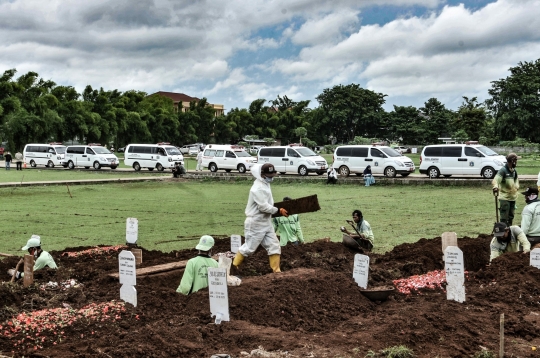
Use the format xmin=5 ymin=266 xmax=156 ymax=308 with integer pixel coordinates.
xmin=232 ymin=163 xmax=288 ymax=273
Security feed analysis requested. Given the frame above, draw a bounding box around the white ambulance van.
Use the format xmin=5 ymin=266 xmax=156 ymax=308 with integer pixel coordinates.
xmin=202 ymin=145 xmax=256 ymax=173
xmin=24 ymin=143 xmax=66 ymax=168
xmin=124 ymin=143 xmax=184 ymax=171
xmin=63 ymin=144 xmax=119 ymax=170
xmin=332 ymin=145 xmax=415 ymax=177
xmin=257 ymin=145 xmax=328 ymax=176
xmin=419 ymin=144 xmax=506 ymax=179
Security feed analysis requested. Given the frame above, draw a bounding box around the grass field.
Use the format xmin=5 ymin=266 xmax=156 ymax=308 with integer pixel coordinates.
xmin=0 ymin=180 xmax=511 ymax=256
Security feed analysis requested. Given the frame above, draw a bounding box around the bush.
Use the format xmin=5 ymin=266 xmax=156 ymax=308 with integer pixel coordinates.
xmin=380 ymin=345 xmax=414 ymax=358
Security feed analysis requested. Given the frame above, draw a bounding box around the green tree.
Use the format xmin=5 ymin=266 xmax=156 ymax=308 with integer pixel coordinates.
xmin=316 ymin=84 xmax=386 ymax=143
xmin=454 ymin=97 xmax=488 ymax=141
xmin=418 ymin=98 xmax=454 ymax=143
xmin=294 ymin=127 xmax=308 ymax=144
xmin=487 ymin=59 xmax=540 ymax=142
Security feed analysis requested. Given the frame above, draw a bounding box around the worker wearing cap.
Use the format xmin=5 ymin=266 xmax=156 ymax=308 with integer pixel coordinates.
xmin=489 ymin=222 xmax=530 ymax=262
xmin=177 ymin=235 xmax=219 ymax=295
xmin=520 ymin=188 xmax=540 ymax=245
xmin=492 ymin=153 xmax=520 ymax=226
xmin=7 ymin=235 xmax=58 ymax=279
xmin=273 ymin=197 xmax=304 ymax=246
xmin=232 ymin=163 xmax=288 ymax=273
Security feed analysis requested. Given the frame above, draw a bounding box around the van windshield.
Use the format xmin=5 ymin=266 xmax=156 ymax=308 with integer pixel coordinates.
xmin=55 ymin=147 xmax=66 ymax=154
xmin=165 ymin=147 xmax=181 ymax=155
xmin=476 ymin=146 xmax=499 ymax=156
xmin=93 ymin=147 xmax=112 ymax=154
xmin=296 ymin=148 xmax=317 ymax=157
xmin=235 ymin=151 xmax=251 ymax=157
xmin=380 ymin=147 xmax=402 ymax=157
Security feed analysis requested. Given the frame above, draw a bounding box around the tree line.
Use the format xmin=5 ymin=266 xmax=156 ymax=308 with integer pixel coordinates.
xmin=1 ymin=58 xmax=539 ymax=152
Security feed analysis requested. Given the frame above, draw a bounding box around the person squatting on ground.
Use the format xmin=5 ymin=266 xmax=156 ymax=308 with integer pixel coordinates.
xmin=363 ymin=165 xmax=375 ymax=187
xmin=15 ymin=151 xmax=23 ymax=170
xmin=327 ymin=166 xmax=337 ymax=184
xmin=7 ymin=235 xmax=58 ymax=280
xmin=196 ymin=150 xmax=203 ymax=171
xmin=4 ymin=151 xmax=12 ymax=170
xmin=232 ymin=163 xmax=288 ymax=273
xmin=172 ymin=162 xmax=186 ymax=178
xmin=520 ymin=187 xmax=540 ymax=246
xmin=177 ymin=235 xmax=219 ymax=295
xmin=273 ymin=197 xmax=304 ymax=246
xmin=492 ymin=153 xmax=519 ymax=226
xmin=489 ymin=222 xmax=530 ymax=262
xmin=340 ymin=209 xmax=375 ymax=248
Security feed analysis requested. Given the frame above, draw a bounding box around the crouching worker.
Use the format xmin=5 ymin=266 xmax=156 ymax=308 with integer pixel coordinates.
xmin=7 ymin=235 xmax=58 ymax=280
xmin=177 ymin=235 xmax=218 ymax=295
xmin=490 ymin=222 xmax=530 ymax=262
xmin=172 ymin=162 xmax=186 ymax=178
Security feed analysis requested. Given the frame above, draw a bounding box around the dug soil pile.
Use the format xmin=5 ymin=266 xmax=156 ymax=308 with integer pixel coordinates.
xmin=1 ymin=235 xmax=540 ymax=357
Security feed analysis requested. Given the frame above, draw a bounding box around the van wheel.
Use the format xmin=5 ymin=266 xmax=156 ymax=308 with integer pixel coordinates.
xmin=384 ymin=167 xmax=397 ymax=178
xmin=133 ymin=162 xmax=141 ymax=171
xmin=47 ymin=160 xmax=54 ymax=168
xmin=298 ymin=165 xmax=308 ymax=176
xmin=339 ymin=166 xmax=350 ymax=177
xmin=280 ymin=172 xmax=286 ymax=175
xmin=148 ymin=168 xmax=154 ymax=171
xmin=355 ymin=173 xmax=363 ymax=176
xmin=237 ymin=164 xmax=246 ymax=173
xmin=30 ymin=160 xmax=36 ymax=168
xmin=316 ymin=171 xmax=324 ymax=175
xmin=401 ymin=173 xmax=410 ymax=177
xmin=428 ymin=167 xmax=440 ymax=178
xmin=156 ymin=163 xmax=164 ymax=171
xmin=85 ymin=167 xmax=90 ymax=169
xmin=209 ymin=163 xmax=218 ymax=172
xmin=225 ymin=169 xmax=232 ymax=173
xmin=443 ymin=175 xmax=451 ymax=178
xmin=110 ymin=166 xmax=117 ymax=170
xmin=482 ymin=167 xmax=495 ymax=179
xmin=93 ymin=161 xmax=101 ymax=170
xmin=68 ymin=161 xmax=75 ymax=170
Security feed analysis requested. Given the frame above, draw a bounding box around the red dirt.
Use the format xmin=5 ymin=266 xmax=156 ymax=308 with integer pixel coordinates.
xmin=1 ymin=235 xmax=540 ymax=357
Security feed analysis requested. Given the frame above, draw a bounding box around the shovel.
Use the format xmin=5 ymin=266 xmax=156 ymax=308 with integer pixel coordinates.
xmin=494 ymin=191 xmax=499 ymax=223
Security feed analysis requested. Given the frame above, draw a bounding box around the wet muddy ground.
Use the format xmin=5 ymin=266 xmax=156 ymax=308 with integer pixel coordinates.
xmin=1 ymin=235 xmax=540 ymax=357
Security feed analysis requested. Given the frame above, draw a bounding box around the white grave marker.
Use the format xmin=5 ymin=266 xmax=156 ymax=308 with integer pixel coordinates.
xmin=208 ymin=267 xmax=229 ymax=324
xmin=230 ymin=235 xmax=242 ymax=253
xmin=119 ymin=250 xmax=137 ymax=306
xmin=530 ymin=248 xmax=540 ymax=269
xmin=126 ymin=218 xmax=138 ymax=244
xmin=353 ymin=254 xmax=370 ymax=289
xmin=444 ymin=246 xmax=465 ymax=303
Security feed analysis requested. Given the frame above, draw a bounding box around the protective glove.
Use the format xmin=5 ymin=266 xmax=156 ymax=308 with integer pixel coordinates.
xmin=492 ymin=187 xmax=499 ymax=195
xmin=279 ymin=208 xmax=288 ymax=217
xmin=7 ymin=269 xmax=21 ymax=280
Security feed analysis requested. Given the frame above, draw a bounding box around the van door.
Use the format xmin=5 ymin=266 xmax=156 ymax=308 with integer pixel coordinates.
xmin=214 ymin=150 xmax=226 ymax=168
xmin=223 ymin=151 xmax=237 ymax=169
xmin=84 ymin=147 xmax=95 ymax=166
xmin=463 ymin=146 xmax=483 ymax=175
xmin=286 ymin=148 xmax=301 ymax=173
xmin=369 ymin=148 xmax=386 ymax=174
xmin=441 ymin=146 xmax=464 ymax=174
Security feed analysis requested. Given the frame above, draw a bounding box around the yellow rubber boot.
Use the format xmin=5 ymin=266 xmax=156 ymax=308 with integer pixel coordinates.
xmin=269 ymin=254 xmax=281 ymax=273
xmin=232 ymin=252 xmax=245 ymax=267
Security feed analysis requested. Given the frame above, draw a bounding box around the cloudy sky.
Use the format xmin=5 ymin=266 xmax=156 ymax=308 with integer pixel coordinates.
xmin=1 ymin=0 xmax=538 ymax=112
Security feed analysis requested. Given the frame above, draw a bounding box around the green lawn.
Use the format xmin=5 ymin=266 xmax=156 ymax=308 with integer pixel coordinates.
xmin=0 ymin=180 xmax=507 ymax=256
xmin=0 ymin=168 xmax=170 ymax=182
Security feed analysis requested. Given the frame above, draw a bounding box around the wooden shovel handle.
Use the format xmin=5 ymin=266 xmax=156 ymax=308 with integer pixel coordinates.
xmin=10 ymin=258 xmax=24 ymax=282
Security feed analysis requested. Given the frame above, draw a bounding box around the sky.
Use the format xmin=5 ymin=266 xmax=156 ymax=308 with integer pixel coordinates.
xmin=0 ymin=0 xmax=539 ymax=112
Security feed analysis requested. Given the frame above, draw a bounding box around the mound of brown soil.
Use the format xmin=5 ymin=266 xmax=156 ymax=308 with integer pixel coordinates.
xmin=1 ymin=235 xmax=539 ymax=357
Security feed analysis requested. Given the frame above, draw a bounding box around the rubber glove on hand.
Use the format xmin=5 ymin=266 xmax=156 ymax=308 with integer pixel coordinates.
xmin=7 ymin=269 xmax=21 ymax=279
xmin=279 ymin=208 xmax=288 ymax=217
xmin=492 ymin=187 xmax=499 ymax=194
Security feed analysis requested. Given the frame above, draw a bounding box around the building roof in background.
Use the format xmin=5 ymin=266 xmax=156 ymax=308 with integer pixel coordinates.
xmin=151 ymin=91 xmax=200 ymax=103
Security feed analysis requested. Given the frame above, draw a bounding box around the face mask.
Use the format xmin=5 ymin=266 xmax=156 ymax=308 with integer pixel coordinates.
xmin=264 ymin=177 xmax=273 ymax=183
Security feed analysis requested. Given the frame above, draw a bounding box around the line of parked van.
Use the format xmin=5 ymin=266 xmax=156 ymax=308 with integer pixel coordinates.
xmin=22 ymin=142 xmax=508 ymax=179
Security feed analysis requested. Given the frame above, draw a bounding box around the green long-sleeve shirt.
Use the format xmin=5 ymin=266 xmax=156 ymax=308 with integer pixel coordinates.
xmin=490 ymin=226 xmax=530 ymax=262
xmin=177 ymin=255 xmax=218 ymax=295
xmin=20 ymin=250 xmax=58 ymax=278
xmin=273 ymin=214 xmax=304 ymax=246
xmin=521 ymin=200 xmax=540 ymax=237
xmin=492 ymin=165 xmax=519 ymax=201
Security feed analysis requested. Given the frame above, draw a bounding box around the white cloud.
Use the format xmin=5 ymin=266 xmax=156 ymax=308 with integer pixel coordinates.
xmin=291 ymin=10 xmax=360 ymax=45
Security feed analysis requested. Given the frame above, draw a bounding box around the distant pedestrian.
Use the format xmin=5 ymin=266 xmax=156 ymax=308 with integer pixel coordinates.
xmin=15 ymin=151 xmax=23 ymax=170
xmin=327 ymin=167 xmax=337 ymax=184
xmin=4 ymin=151 xmax=12 ymax=170
xmin=196 ymin=150 xmax=204 ymax=171
xmin=363 ymin=165 xmax=375 ymax=187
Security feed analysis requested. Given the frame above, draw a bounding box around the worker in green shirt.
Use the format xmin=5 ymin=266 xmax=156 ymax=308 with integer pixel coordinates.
xmin=492 ymin=153 xmax=520 ymax=226
xmin=273 ymin=197 xmax=304 ymax=246
xmin=177 ymin=235 xmax=219 ymax=295
xmin=7 ymin=235 xmax=58 ymax=279
xmin=490 ymin=222 xmax=530 ymax=262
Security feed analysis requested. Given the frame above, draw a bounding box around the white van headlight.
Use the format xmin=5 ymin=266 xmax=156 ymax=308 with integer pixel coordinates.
xmin=306 ymin=160 xmax=315 ymax=165
xmin=394 ymin=160 xmax=405 ymax=167
xmin=99 ymin=157 xmax=107 ymax=161
xmin=494 ymin=159 xmax=503 ymax=166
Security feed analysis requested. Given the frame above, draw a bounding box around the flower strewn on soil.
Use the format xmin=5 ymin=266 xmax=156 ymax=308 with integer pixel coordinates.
xmin=393 ymin=270 xmax=469 ymax=295
xmin=61 ymin=245 xmax=127 ymax=258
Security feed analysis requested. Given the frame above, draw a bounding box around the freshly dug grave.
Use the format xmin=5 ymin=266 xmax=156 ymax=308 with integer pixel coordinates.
xmin=1 ymin=234 xmax=540 ymax=358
